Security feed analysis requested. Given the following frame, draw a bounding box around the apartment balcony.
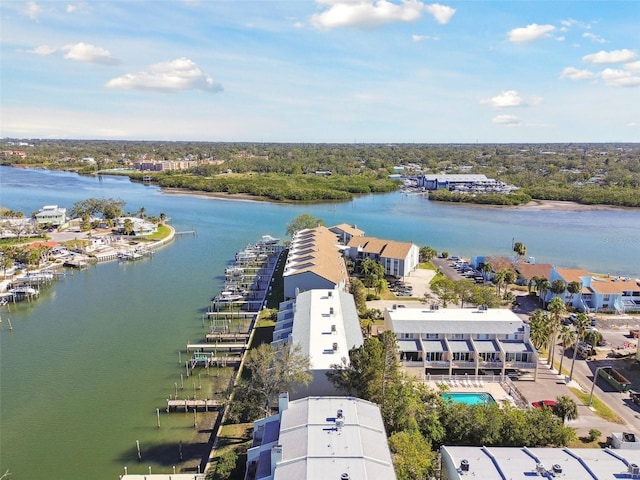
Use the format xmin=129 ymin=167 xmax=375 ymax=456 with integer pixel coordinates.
xmin=479 ymin=361 xmax=503 ymax=370
xmin=425 ymin=360 xmax=450 ymax=369
xmin=506 ymin=361 xmax=537 ymax=370
xmin=451 ymin=360 xmax=476 ymax=369
xmin=401 ymin=360 xmax=425 ymax=368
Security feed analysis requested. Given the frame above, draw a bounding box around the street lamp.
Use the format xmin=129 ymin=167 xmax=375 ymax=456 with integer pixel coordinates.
xmin=588 ymin=365 xmax=611 ymax=406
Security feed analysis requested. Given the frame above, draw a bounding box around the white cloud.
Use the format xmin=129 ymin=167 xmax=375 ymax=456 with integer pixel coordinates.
xmin=424 ymin=3 xmax=455 ymax=24
xmin=412 ymin=34 xmax=438 ymax=42
xmin=27 ymin=45 xmax=57 ymax=56
xmin=624 ymin=61 xmax=640 ymax=73
xmin=582 ymin=49 xmax=637 ymax=64
xmin=105 ymin=58 xmax=223 ymax=93
xmin=600 ymin=68 xmax=640 ymax=87
xmin=492 ymin=115 xmax=521 ymax=126
xmin=481 ymin=90 xmax=524 ymax=108
xmin=560 ymin=66 xmax=596 ymax=81
xmin=62 ymin=42 xmax=121 ymax=65
xmin=25 ymin=1 xmax=42 ymax=20
xmin=583 ymin=32 xmax=605 ymax=44
xmin=508 ymin=23 xmax=556 ymax=43
xmin=310 ymin=0 xmax=455 ymax=30
xmin=293 ymin=21 xmax=305 ymax=28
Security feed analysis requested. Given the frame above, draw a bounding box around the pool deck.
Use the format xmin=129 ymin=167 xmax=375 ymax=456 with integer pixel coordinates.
xmin=425 ymin=379 xmax=516 ymax=406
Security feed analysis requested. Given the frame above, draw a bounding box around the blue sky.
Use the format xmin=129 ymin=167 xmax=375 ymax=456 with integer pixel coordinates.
xmin=1 ymin=1 xmax=639 ymax=143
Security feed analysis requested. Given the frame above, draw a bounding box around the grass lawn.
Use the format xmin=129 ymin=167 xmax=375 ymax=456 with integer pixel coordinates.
xmin=569 ymin=387 xmax=625 ymax=423
xmin=143 ymin=224 xmax=172 ymax=241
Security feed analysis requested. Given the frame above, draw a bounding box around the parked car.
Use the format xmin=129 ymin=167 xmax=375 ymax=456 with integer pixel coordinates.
xmin=532 ymin=400 xmax=557 ymax=409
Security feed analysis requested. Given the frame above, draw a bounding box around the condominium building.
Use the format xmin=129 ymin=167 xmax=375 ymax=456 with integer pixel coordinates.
xmin=384 ymin=306 xmax=539 ymax=379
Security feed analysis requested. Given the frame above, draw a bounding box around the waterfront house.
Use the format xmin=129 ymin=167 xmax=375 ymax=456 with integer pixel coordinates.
xmin=272 ymin=289 xmax=363 ymax=399
xmin=34 ymin=205 xmax=67 ymax=227
xmin=549 ymin=267 xmax=640 ymax=313
xmin=328 ymin=223 xmax=364 ymax=245
xmin=113 ymin=217 xmax=158 ymax=236
xmin=345 ymin=236 xmax=419 ymax=279
xmin=245 ymin=393 xmax=397 ymax=480
xmin=383 ymin=306 xmax=539 ymax=379
xmin=282 ymin=226 xmax=348 ymax=300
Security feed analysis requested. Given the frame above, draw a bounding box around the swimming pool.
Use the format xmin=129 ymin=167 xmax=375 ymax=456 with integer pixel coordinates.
xmin=441 ymin=392 xmax=496 ymax=405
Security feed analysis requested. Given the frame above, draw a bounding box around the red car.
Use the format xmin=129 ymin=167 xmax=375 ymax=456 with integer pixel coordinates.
xmin=532 ymin=400 xmax=557 ymax=409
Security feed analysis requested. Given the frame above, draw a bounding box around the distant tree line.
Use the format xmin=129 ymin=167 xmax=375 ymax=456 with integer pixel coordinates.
xmin=2 ymin=140 xmax=639 ymax=207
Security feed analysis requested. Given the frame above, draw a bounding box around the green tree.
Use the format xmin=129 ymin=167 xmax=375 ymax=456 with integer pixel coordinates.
xmin=554 ymin=395 xmax=578 ymax=424
xmin=419 ymin=245 xmax=437 ymax=262
xmin=285 ymin=214 xmax=324 ymax=237
xmin=0 ymin=247 xmax=15 ymax=279
xmin=550 ymin=279 xmax=567 ymax=298
xmin=557 ymin=325 xmax=575 ymax=375
xmin=123 ymin=218 xmax=134 ymax=235
xmin=243 ymin=342 xmax=311 ymax=416
xmin=454 ymin=279 xmax=475 ymax=308
xmin=567 ymin=280 xmax=581 ymax=300
xmin=349 ymin=277 xmax=367 ymax=315
xmin=211 ymin=449 xmax=238 ymax=480
xmin=430 ymin=276 xmax=458 ymax=307
xmin=569 ymin=313 xmax=590 ymax=380
xmin=513 ymin=241 xmax=526 ymax=257
xmin=388 ymin=430 xmax=436 ymax=480
xmin=547 ymin=297 xmax=566 ymax=366
xmin=529 ymin=309 xmax=550 ymax=353
xmin=361 ymin=257 xmax=385 ymax=288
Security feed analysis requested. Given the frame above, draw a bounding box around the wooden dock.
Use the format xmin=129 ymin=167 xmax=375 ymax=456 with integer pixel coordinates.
xmin=187 ymin=342 xmax=246 ymax=352
xmin=205 ymin=332 xmax=250 ymax=343
xmin=166 ymin=398 xmax=223 ymax=412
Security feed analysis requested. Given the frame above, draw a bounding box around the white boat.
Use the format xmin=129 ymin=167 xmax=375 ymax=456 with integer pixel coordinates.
xmin=214 ymin=291 xmax=243 ymax=302
xmin=257 ymin=234 xmax=280 ymax=245
xmin=9 ymin=286 xmax=39 ymax=296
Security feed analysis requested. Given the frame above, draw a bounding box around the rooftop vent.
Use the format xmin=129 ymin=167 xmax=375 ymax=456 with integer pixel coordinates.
xmin=460 ymin=459 xmax=469 ymax=472
xmin=330 ymin=307 xmax=334 ymax=315
xmin=337 ymin=409 xmax=343 ymax=418
xmin=341 ymin=474 xmax=350 ymax=480
xmin=332 ymin=342 xmax=338 ymax=352
xmin=331 ymin=324 xmax=337 ymax=333
xmin=629 ymin=464 xmax=640 ymax=475
xmin=328 ymin=291 xmax=333 ymax=297
xmin=552 ymin=464 xmax=562 ymax=474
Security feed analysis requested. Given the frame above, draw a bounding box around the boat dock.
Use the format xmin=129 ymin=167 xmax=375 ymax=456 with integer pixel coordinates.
xmin=186 ymin=342 xmax=247 ymax=352
xmin=166 ymin=398 xmax=223 ymax=412
xmin=205 ymin=332 xmax=250 ymax=343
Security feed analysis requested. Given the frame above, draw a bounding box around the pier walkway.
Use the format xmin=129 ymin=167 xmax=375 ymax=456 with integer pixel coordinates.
xmin=166 ymin=398 xmax=223 ymax=412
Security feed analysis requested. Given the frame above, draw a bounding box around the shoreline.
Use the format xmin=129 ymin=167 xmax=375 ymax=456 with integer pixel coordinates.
xmin=162 ymin=185 xmax=631 ymax=211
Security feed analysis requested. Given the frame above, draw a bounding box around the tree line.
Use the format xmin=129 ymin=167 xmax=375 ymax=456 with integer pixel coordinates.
xmin=2 ymin=140 xmax=638 ymax=207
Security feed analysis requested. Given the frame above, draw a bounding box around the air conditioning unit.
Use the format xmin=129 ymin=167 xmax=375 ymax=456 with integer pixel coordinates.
xmin=629 ymin=464 xmax=640 ymax=475
xmin=460 ymin=459 xmax=469 ymax=472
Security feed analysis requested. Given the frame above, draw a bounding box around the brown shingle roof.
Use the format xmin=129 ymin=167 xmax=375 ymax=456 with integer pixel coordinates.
xmin=589 ymin=277 xmax=640 ymax=294
xmin=514 ymin=263 xmax=552 ymax=282
xmin=556 ymin=268 xmax=590 ymax=284
xmin=346 ymin=236 xmax=414 ymax=260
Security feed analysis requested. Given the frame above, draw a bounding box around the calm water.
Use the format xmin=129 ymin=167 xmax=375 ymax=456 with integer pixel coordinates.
xmin=1 ymin=167 xmax=639 ymax=479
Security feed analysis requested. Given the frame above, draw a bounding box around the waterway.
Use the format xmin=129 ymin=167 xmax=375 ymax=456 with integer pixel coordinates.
xmin=0 ymin=167 xmax=639 ymax=479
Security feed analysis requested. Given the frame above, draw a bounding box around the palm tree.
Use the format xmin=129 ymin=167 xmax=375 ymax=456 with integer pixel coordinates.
xmin=513 ymin=241 xmax=527 ymax=257
xmin=547 ymin=297 xmax=567 ymax=367
xmin=529 ymin=309 xmax=550 ymax=354
xmin=557 ymin=325 xmax=576 ymax=375
xmin=493 ymin=269 xmax=508 ymax=297
xmin=567 ymin=281 xmax=581 ymax=302
xmin=550 ymin=279 xmax=567 ymax=300
xmin=537 ymin=278 xmax=551 ymax=307
xmin=569 ymin=313 xmax=590 ymax=380
xmin=554 ymin=395 xmax=578 ymax=424
xmin=480 ymin=261 xmax=493 ymax=282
